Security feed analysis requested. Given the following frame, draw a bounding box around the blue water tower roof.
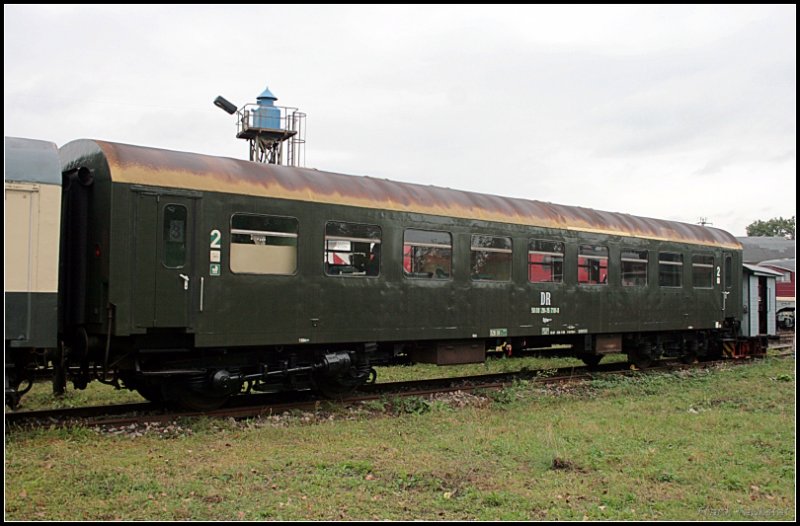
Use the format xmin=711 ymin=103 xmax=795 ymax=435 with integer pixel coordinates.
xmin=257 ymin=86 xmax=278 ymax=101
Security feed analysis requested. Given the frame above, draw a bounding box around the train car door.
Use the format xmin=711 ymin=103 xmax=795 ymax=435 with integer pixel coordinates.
xmin=133 ymin=191 xmax=199 ymax=329
xmin=722 ymin=252 xmax=733 ymax=318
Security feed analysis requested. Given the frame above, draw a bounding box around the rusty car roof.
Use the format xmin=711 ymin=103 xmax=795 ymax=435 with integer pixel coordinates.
xmin=69 ymin=139 xmax=741 ymax=249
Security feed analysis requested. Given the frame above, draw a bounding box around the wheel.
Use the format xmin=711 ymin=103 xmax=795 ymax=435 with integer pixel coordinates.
xmin=680 ymin=351 xmax=699 ymax=364
xmin=313 ymin=367 xmax=374 ymax=399
xmin=580 ymin=354 xmax=603 ymax=368
xmin=163 ymin=383 xmax=229 ymax=411
xmin=313 ymin=375 xmax=358 ymax=399
xmin=135 ymin=384 xmax=165 ymax=404
xmin=703 ymin=340 xmax=723 ymax=361
xmin=627 ymin=346 xmax=653 ymax=369
xmin=6 ymin=391 xmax=20 ymax=410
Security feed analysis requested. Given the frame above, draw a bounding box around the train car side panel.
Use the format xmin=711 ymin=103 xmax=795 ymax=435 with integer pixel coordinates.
xmin=5 ymin=183 xmax=62 ymax=348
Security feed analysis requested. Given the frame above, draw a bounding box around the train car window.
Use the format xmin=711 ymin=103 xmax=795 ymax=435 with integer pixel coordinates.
xmin=324 ymin=221 xmax=381 ymax=277
xmin=578 ymin=245 xmax=608 ymax=285
xmin=658 ymin=252 xmax=683 ymax=287
xmin=403 ymin=229 xmax=452 ymax=279
xmin=621 ymin=249 xmax=648 ymax=287
xmin=724 ymin=254 xmax=732 ymax=289
xmin=528 ymin=240 xmax=564 ymax=283
xmin=163 ymin=204 xmax=187 ymax=268
xmin=470 ymin=235 xmax=512 ymax=281
xmin=230 ymin=213 xmax=298 ymax=275
xmin=692 ymin=254 xmax=715 ymax=288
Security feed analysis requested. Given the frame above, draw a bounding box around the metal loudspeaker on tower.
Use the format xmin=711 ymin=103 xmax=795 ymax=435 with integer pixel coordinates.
xmin=213 ymin=86 xmax=306 ymax=167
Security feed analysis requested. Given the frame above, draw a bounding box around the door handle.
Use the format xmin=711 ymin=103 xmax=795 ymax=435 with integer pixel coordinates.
xmin=179 ymin=274 xmax=190 ymax=290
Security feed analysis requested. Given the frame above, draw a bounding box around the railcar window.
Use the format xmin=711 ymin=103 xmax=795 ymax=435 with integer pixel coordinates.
xmin=470 ymin=235 xmax=512 ymax=281
xmin=724 ymin=255 xmax=732 ymax=289
xmin=659 ymin=252 xmax=683 ymax=287
xmin=528 ymin=240 xmax=564 ymax=283
xmin=621 ymin=250 xmax=648 ymax=287
xmin=325 ymin=221 xmax=381 ymax=277
xmin=403 ymin=229 xmax=452 ymax=279
xmin=230 ymin=213 xmax=298 ymax=275
xmin=692 ymin=254 xmax=715 ymax=288
xmin=163 ymin=204 xmax=187 ymax=268
xmin=578 ymin=245 xmax=608 ymax=285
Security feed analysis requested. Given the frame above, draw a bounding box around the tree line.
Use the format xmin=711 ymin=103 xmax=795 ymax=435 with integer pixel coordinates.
xmin=746 ymin=216 xmax=795 ymax=239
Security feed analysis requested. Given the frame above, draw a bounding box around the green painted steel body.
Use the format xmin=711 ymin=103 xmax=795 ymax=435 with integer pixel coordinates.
xmin=5 ymin=292 xmax=59 ymax=348
xmin=58 ymin=140 xmax=743 ymax=354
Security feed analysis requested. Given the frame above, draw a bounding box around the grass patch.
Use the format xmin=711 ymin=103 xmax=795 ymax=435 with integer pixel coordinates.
xmin=5 ymin=357 xmax=795 ymax=520
xmin=11 ymin=380 xmax=146 ymax=411
xmin=375 ymin=353 xmax=629 ymax=384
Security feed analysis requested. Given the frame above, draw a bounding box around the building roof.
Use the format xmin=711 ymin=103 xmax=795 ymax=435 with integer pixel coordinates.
xmin=743 ymin=263 xmax=785 ymax=278
xmin=758 ymin=258 xmax=795 ymax=273
xmin=736 ymin=236 xmax=795 ymax=263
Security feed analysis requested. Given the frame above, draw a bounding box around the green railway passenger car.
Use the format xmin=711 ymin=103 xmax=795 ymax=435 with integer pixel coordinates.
xmin=8 ymin=138 xmax=760 ymax=409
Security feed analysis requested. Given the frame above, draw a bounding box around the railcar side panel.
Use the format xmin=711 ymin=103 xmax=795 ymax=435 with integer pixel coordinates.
xmin=5 ymin=183 xmax=62 ymax=347
xmin=172 ymin=194 xmax=737 ymax=350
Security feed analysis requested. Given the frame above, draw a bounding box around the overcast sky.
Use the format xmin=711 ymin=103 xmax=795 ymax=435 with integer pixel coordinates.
xmin=4 ymin=5 xmax=796 ymax=237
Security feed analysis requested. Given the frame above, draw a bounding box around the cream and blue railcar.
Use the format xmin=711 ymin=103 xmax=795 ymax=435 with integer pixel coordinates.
xmin=5 ymin=136 xmax=62 ymax=406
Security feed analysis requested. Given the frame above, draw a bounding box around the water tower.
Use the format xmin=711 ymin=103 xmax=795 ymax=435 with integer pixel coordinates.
xmin=214 ymin=85 xmax=306 ymax=166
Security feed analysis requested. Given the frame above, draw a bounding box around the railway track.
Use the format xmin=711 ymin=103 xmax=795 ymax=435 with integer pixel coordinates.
xmin=6 ymin=352 xmax=792 ymax=430
xmin=774 ymin=329 xmax=795 ymax=350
